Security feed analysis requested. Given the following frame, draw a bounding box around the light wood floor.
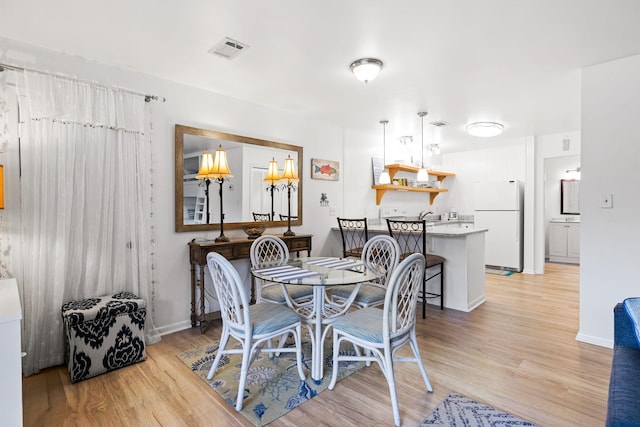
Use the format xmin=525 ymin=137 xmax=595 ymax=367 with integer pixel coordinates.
xmin=22 ymin=263 xmax=612 ymax=426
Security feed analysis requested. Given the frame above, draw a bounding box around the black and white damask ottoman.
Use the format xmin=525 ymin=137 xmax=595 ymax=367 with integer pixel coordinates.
xmin=61 ymin=291 xmax=147 ymax=383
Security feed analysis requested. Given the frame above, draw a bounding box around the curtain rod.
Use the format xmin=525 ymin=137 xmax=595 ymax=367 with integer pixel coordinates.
xmin=0 ymin=62 xmax=166 ymax=103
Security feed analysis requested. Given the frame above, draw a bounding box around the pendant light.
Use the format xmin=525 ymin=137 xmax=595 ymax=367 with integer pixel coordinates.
xmin=416 ymin=112 xmax=429 ymax=182
xmin=379 ymin=120 xmax=391 ymax=185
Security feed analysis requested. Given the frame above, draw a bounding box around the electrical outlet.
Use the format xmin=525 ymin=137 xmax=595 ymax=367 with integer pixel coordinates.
xmin=601 ymin=193 xmax=613 ymax=208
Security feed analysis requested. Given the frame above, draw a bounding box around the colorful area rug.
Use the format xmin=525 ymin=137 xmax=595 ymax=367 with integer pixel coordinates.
xmin=177 ymin=337 xmax=363 ymax=426
xmin=421 ymin=392 xmax=536 ymax=426
xmin=485 ymin=268 xmax=514 ymax=276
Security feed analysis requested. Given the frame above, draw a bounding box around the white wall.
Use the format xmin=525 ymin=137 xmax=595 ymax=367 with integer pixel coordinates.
xmin=578 ymin=53 xmax=640 ymax=347
xmin=0 ymin=38 xmax=344 ymax=334
xmin=442 ymin=141 xmax=527 ymax=214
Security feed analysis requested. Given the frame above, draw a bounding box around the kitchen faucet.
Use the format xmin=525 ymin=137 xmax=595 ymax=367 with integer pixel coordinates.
xmin=419 ymin=210 xmax=433 ymax=220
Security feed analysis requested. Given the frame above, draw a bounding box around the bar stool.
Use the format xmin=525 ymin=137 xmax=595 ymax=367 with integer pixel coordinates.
xmin=386 ymin=219 xmax=445 ymax=317
xmin=337 ymin=217 xmax=369 ymax=258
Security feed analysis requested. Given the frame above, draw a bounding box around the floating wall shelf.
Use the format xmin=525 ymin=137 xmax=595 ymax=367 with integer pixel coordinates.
xmin=371 ymin=164 xmax=455 ymax=205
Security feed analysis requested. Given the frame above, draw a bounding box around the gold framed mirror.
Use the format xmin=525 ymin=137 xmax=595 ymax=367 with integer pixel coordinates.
xmin=175 ymin=124 xmax=303 ymax=232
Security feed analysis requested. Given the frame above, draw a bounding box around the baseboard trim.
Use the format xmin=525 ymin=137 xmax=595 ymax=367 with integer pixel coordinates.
xmin=576 ymin=332 xmax=613 ymax=349
xmin=157 ymin=320 xmax=192 ymax=337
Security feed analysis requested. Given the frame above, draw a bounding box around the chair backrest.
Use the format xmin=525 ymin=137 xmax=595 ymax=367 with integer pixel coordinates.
xmin=386 ymin=219 xmax=426 ymax=257
xmin=250 ymin=235 xmax=290 ymax=268
xmin=279 ymin=214 xmax=298 ymax=220
xmin=361 ymin=235 xmax=400 ymax=287
xmin=253 ymin=212 xmax=271 ymax=221
xmin=206 ymin=252 xmax=250 ymax=333
xmin=337 ymin=217 xmax=369 ymax=256
xmin=383 ymin=253 xmax=425 ymax=341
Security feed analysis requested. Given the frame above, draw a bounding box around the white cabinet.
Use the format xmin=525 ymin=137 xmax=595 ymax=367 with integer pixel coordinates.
xmin=549 ymin=222 xmax=580 ymax=264
xmin=0 ymin=278 xmax=23 ymax=426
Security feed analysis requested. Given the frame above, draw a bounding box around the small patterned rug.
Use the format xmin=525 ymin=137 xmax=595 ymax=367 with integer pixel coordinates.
xmin=421 ymin=392 xmax=537 ymax=426
xmin=177 ymin=337 xmax=363 ymax=426
xmin=485 ymin=268 xmax=514 ymax=276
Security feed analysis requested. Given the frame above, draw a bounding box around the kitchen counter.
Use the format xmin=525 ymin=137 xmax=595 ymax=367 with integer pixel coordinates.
xmin=332 ymin=222 xmax=487 ymax=312
xmin=367 ymin=222 xmax=487 ymax=237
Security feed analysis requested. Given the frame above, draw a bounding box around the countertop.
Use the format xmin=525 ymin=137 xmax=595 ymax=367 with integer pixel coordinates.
xmin=333 ymin=222 xmax=487 ymax=237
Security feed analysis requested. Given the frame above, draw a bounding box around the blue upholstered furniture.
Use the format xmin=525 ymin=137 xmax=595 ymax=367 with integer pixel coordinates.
xmin=606 ymin=298 xmax=640 ymax=426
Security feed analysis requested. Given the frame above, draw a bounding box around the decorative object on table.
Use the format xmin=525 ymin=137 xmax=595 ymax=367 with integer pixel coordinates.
xmin=61 ymin=292 xmax=146 ymax=383
xmin=416 ymin=111 xmax=429 ymax=182
xmin=328 ymin=253 xmax=433 ymax=427
xmin=263 ymin=157 xmax=281 ymax=220
xmin=195 ymin=144 xmax=233 ymax=242
xmin=311 ymin=158 xmax=339 ymax=181
xmin=320 ymin=192 xmax=329 ymax=206
xmin=204 ymin=252 xmax=305 ymax=411
xmin=420 ymin=391 xmax=536 ymax=426
xmin=349 ymin=57 xmax=383 ymax=83
xmin=241 ymin=222 xmax=267 ymax=239
xmin=177 ymin=335 xmax=363 ymax=427
xmin=281 ymin=155 xmax=299 ymax=236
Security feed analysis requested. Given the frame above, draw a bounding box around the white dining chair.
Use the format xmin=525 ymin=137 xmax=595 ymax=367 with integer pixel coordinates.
xmin=328 ymin=253 xmax=433 ymax=427
xmin=205 ymin=252 xmax=305 ymax=411
xmin=331 ymin=235 xmax=400 ymax=308
xmin=250 ymin=235 xmax=313 ymax=304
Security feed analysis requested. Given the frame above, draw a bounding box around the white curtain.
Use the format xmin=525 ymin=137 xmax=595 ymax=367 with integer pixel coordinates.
xmin=17 ymin=71 xmax=160 ymax=376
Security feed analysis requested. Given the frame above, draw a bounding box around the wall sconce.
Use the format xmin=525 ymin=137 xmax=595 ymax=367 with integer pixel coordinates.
xmin=281 ymin=155 xmax=299 ymax=236
xmin=564 ymin=167 xmax=581 ymax=180
xmin=196 ymin=145 xmax=233 ymax=242
xmin=264 ymin=157 xmax=281 ymax=221
xmin=426 ymin=144 xmax=441 ymax=156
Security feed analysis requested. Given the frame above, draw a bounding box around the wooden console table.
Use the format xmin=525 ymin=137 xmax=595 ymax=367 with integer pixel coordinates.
xmin=188 ymin=234 xmax=312 ymax=333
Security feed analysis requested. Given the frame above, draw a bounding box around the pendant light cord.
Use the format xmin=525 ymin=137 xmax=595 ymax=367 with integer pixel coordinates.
xmin=418 ymin=112 xmax=428 ymax=168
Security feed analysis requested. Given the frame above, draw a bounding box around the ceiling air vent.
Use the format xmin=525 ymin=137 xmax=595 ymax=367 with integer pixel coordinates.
xmin=208 ymin=37 xmax=249 ymax=60
xmin=430 ymin=121 xmax=448 ymax=127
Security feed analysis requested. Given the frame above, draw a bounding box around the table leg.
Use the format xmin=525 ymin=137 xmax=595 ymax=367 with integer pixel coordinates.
xmin=310 ymin=285 xmax=325 ymax=381
xmin=190 ymin=263 xmax=197 ymax=328
xmin=199 ymin=264 xmax=207 ymax=334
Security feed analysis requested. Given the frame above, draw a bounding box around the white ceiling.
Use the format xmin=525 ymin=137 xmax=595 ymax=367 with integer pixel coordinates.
xmin=2 ymin=0 xmax=640 ymax=152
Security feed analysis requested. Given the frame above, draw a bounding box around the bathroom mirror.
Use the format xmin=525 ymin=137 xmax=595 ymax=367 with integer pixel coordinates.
xmin=561 ymin=179 xmax=580 ymax=215
xmin=175 ymin=124 xmax=303 ymax=232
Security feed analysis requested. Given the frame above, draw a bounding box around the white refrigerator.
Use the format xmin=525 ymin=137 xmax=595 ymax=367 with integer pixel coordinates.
xmin=473 ymin=180 xmax=523 ymax=271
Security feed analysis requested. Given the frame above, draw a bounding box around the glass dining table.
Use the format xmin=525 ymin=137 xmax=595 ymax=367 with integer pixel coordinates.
xmin=251 ymin=256 xmax=380 ymax=381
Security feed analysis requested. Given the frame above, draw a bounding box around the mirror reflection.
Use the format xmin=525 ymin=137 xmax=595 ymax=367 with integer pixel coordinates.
xmin=561 ymin=179 xmax=580 ymax=215
xmin=175 ymin=124 xmax=303 ymax=232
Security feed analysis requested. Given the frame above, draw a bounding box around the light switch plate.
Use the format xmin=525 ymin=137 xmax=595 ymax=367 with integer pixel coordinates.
xmin=601 ymin=193 xmax=613 ymax=208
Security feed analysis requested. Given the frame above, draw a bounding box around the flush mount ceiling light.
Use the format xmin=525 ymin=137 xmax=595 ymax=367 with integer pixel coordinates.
xmin=350 ymin=58 xmax=383 ymax=83
xmin=466 ymin=121 xmax=504 ymax=138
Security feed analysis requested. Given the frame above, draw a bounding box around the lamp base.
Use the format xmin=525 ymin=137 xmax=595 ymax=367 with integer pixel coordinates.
xmin=215 ymin=234 xmax=230 ymax=243
xmin=283 ymin=230 xmax=296 ymax=237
